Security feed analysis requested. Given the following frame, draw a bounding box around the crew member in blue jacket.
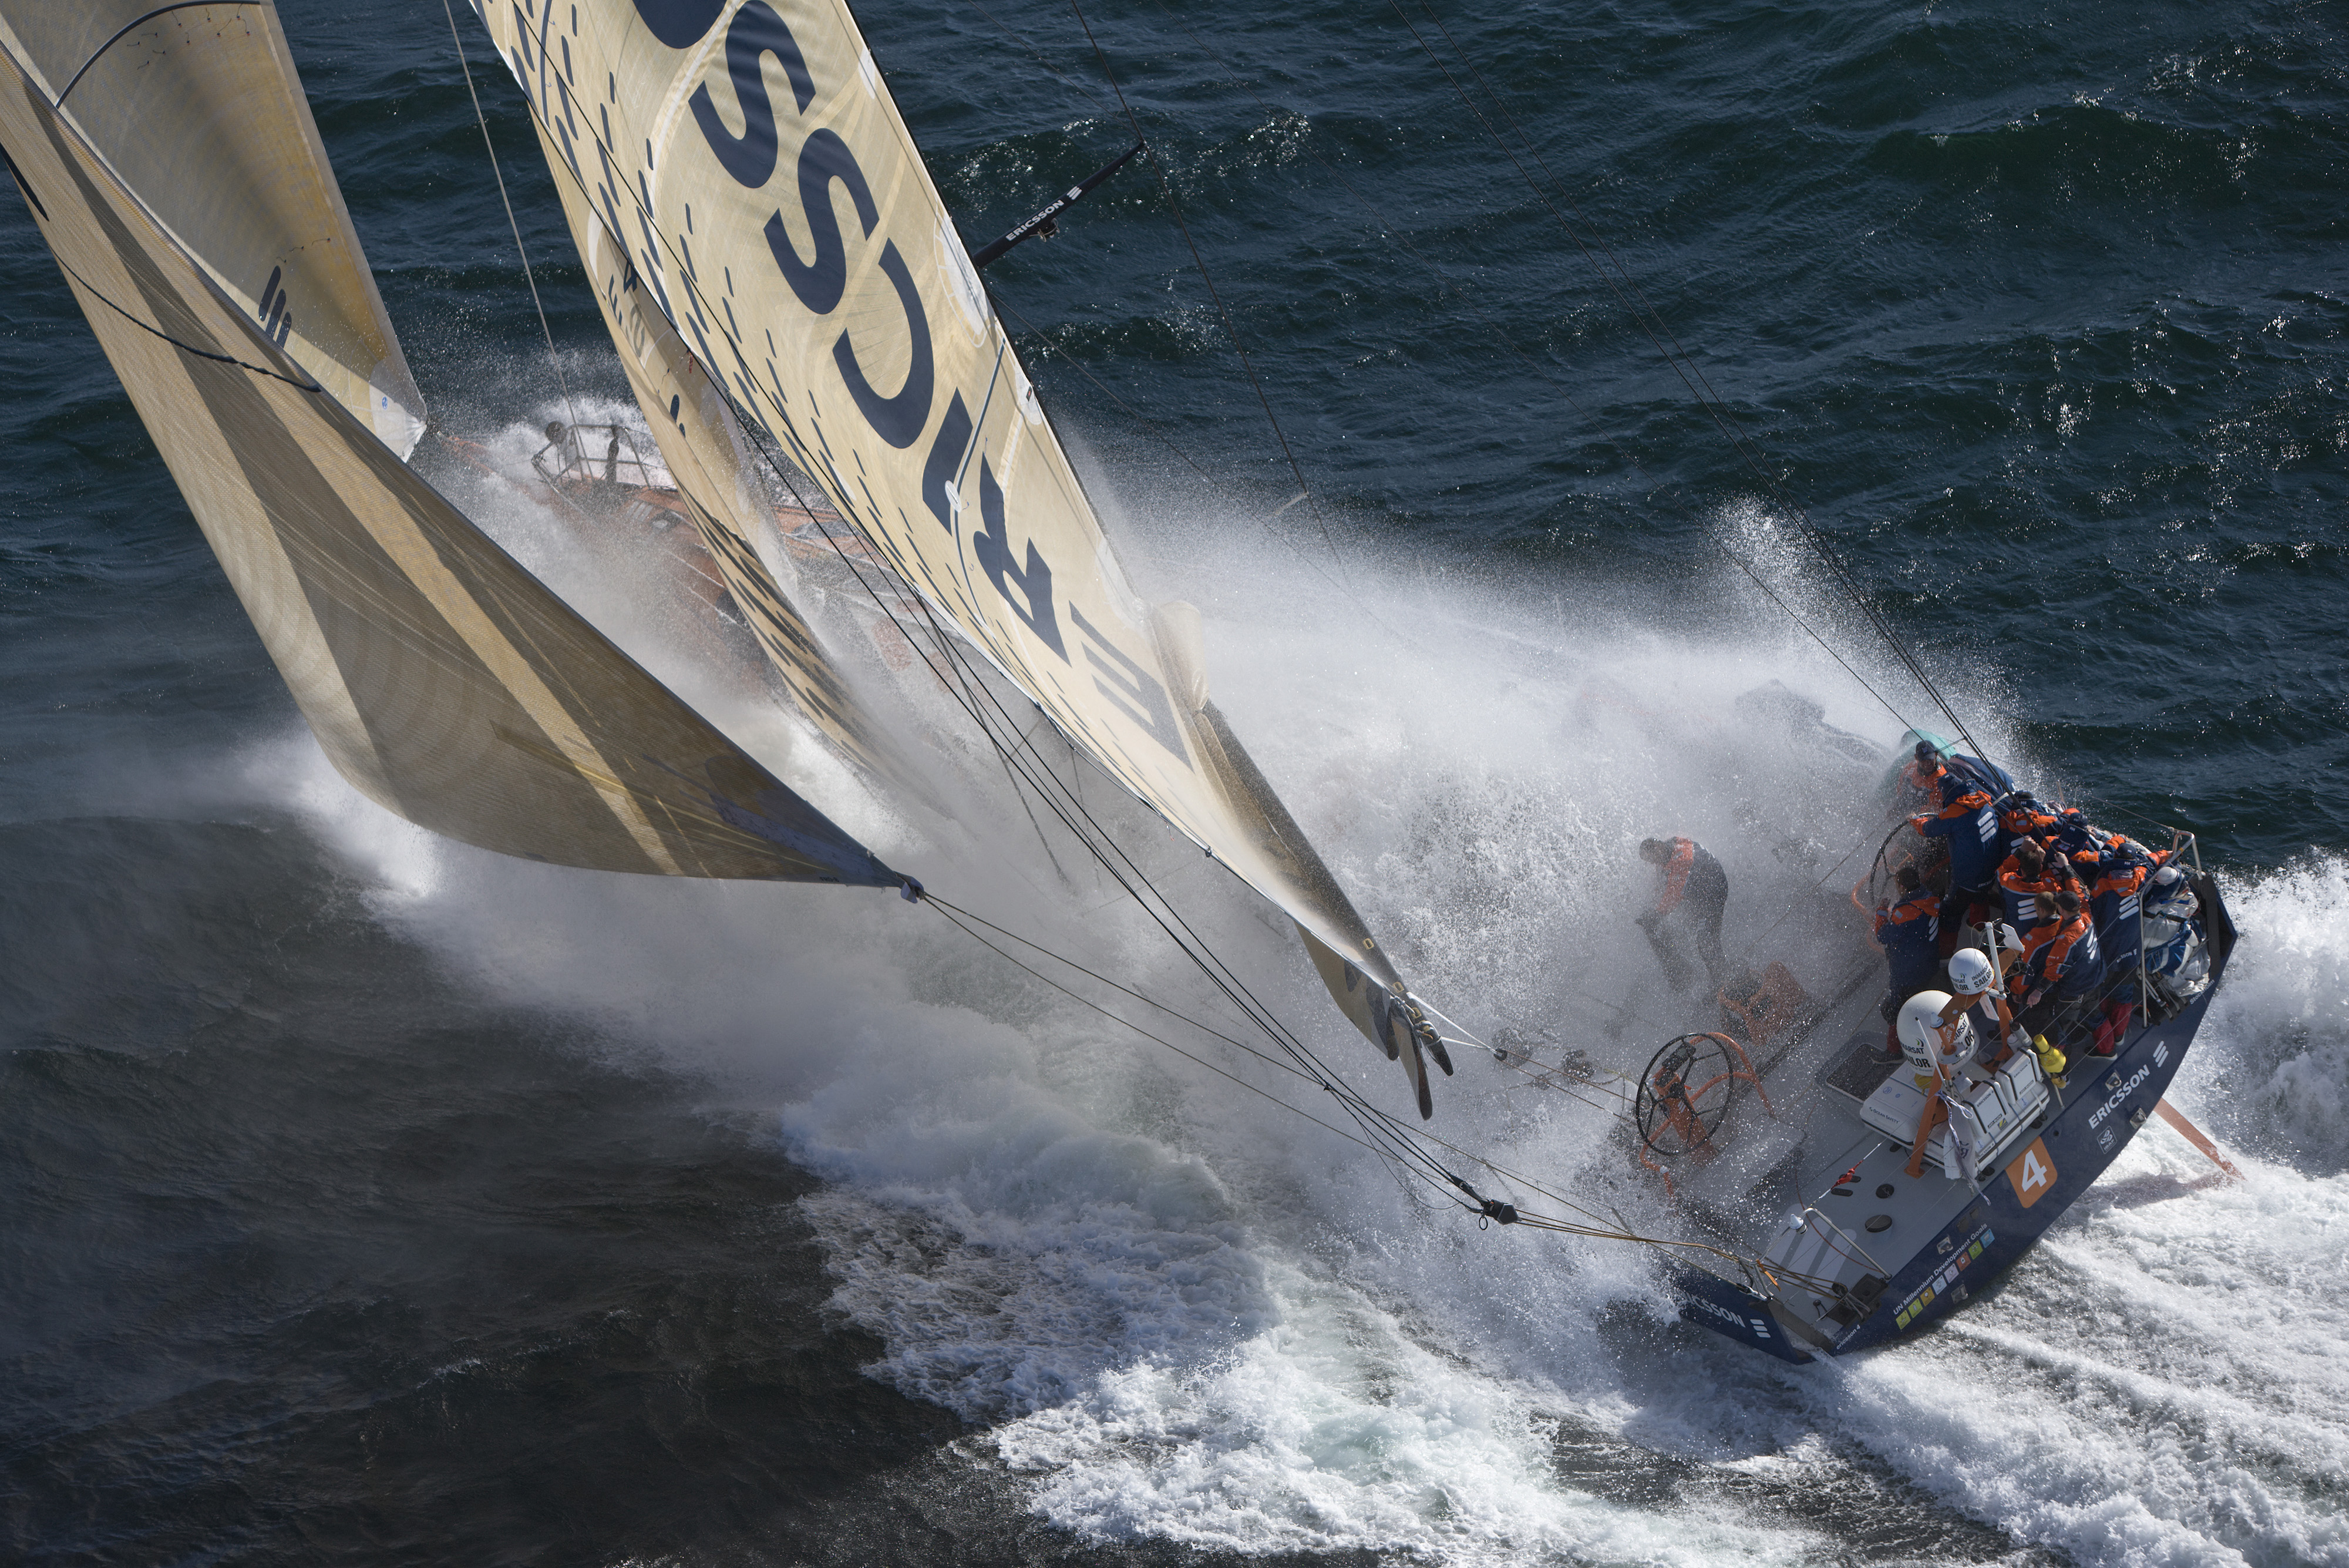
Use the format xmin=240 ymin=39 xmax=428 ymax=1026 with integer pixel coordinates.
xmin=2083 ymin=840 xmax=2155 ymax=1045
xmin=2020 ymin=888 xmax=2111 ymax=1053
xmin=1911 ymin=772 xmax=2001 ymax=951
xmin=1637 ymin=836 xmax=1728 ymax=991
xmin=1872 ymin=863 xmax=1940 ymax=1057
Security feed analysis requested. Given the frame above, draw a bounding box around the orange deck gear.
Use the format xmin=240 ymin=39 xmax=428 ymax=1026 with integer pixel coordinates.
xmin=1718 ymin=963 xmax=1812 ymax=1054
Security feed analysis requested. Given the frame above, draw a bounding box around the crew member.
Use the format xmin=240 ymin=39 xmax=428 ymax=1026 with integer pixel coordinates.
xmin=1998 ymin=791 xmax=2059 ymax=856
xmin=1913 ymin=772 xmax=2001 ymax=952
xmin=1995 ymin=839 xmax=2061 ymax=932
xmin=1873 ymin=864 xmax=1940 ymax=1058
xmin=1637 ymin=836 xmax=1728 ymax=991
xmin=2019 ymin=889 xmax=2110 ymax=1054
xmin=1893 ymin=987 xmax=1980 ymax=1180
xmin=1914 ymin=740 xmax=2011 ymax=800
xmin=2084 ymin=840 xmax=2153 ymax=1043
xmin=1894 ymin=742 xmax=1947 ymax=817
xmin=1935 ymin=945 xmax=2019 ymax=1066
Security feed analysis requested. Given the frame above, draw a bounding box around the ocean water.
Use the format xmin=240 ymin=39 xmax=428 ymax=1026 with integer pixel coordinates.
xmin=4 ymin=1 xmax=2347 ymax=1565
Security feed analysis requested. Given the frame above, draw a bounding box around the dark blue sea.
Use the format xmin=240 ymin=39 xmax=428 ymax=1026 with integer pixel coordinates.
xmin=5 ymin=1 xmax=2347 ymax=1563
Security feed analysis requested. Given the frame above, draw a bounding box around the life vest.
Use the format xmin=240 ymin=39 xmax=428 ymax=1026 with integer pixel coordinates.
xmin=1995 ymin=854 xmax=2062 ymax=929
xmin=1873 ymin=889 xmax=1940 ymax=980
xmin=2027 ymin=912 xmax=2106 ymax=998
xmin=2089 ymin=860 xmax=2149 ymax=961
xmin=1920 ymin=789 xmax=2000 ymax=890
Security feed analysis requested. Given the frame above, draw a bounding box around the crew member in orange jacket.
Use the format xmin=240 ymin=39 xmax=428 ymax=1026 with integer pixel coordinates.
xmin=1873 ymin=863 xmax=1940 ymax=1059
xmin=1912 ymin=773 xmax=2001 ymax=955
xmin=1637 ymin=836 xmax=1728 ymax=991
xmin=2019 ymin=889 xmax=2111 ymax=1054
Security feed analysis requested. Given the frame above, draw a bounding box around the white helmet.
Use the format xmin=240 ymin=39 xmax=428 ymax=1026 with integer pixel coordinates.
xmin=1947 ymin=948 xmax=1995 ymax=996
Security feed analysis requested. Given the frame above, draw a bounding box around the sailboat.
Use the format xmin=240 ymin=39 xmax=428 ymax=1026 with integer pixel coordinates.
xmin=0 ymin=0 xmax=2234 ymax=1365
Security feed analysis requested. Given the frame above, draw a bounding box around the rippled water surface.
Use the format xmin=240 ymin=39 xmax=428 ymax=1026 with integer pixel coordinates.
xmin=4 ymin=1 xmax=2346 ymax=1564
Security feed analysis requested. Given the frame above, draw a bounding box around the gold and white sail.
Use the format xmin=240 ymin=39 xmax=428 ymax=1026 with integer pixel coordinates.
xmin=518 ymin=105 xmax=903 ymax=785
xmin=479 ymin=0 xmax=1443 ymax=1110
xmin=0 ymin=1 xmax=426 ymax=455
xmin=0 ymin=33 xmax=898 ymax=888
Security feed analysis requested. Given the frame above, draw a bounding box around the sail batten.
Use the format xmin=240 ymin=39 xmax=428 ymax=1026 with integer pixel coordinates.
xmin=484 ymin=0 xmax=1437 ymax=1106
xmin=1 ymin=40 xmax=897 ymax=889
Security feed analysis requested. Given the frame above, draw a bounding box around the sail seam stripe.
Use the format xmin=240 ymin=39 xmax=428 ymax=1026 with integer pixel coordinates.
xmin=54 ymin=2 xmax=261 ymax=105
xmin=50 ymin=254 xmax=322 ymax=389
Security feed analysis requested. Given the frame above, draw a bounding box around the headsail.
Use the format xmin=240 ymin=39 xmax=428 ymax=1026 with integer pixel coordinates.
xmin=480 ymin=0 xmax=1443 ymax=1109
xmin=519 ymin=107 xmax=903 ymax=785
xmin=0 ymin=46 xmax=897 ymax=887
xmin=0 ymin=2 xmax=426 ymax=456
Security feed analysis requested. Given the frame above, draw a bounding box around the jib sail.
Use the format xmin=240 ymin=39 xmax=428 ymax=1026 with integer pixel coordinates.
xmin=480 ymin=0 xmax=1443 ymax=1111
xmin=0 ymin=35 xmax=897 ymax=887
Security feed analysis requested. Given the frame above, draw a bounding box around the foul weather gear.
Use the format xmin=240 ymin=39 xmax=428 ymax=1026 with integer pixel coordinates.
xmin=1915 ymin=788 xmax=2001 ymax=895
xmin=1641 ymin=837 xmax=1728 ymax=991
xmin=1873 ymin=886 xmax=1941 ymax=993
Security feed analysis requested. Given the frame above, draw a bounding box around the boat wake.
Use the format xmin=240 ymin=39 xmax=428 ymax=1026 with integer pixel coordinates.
xmin=259 ymin=462 xmax=2349 ymax=1567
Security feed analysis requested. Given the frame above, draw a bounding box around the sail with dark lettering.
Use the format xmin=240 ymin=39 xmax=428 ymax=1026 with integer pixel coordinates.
xmin=478 ymin=0 xmax=1448 ymax=1112
xmin=0 ymin=8 xmax=899 ymax=888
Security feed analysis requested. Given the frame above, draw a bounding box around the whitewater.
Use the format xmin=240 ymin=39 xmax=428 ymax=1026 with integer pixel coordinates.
xmin=250 ymin=410 xmax=2349 ymax=1568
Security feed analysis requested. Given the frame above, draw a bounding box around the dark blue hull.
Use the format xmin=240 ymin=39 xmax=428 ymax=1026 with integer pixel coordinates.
xmin=1681 ymin=880 xmax=2233 ymax=1362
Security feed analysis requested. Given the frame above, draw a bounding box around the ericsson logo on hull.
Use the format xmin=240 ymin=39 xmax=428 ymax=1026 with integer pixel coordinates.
xmin=2087 ymin=1064 xmax=2153 ymax=1130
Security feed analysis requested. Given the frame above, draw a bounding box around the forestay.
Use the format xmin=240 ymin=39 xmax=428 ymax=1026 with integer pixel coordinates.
xmin=0 ymin=1 xmax=426 ymax=456
xmin=0 ymin=45 xmax=898 ymax=888
xmin=481 ymin=0 xmax=1445 ymax=1112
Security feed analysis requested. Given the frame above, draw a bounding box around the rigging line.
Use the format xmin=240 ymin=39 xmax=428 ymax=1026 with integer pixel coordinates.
xmin=928 ymin=897 xmax=1472 ymax=1219
xmin=1064 ymin=0 xmax=1347 ymax=577
xmin=948 ymin=870 xmax=1740 ymax=1250
xmin=842 ymin=558 xmax=1379 ymax=1137
xmin=1383 ymin=1 xmax=1984 ymax=761
xmin=928 ymin=893 xmax=1324 ymax=1086
xmin=936 ymin=887 xmax=1732 ymax=1250
xmin=946 ymin=886 xmax=1628 ymax=1123
xmin=482 ymin=8 xmax=1498 ymax=1173
xmin=439 ymin=0 xmax=580 ymax=434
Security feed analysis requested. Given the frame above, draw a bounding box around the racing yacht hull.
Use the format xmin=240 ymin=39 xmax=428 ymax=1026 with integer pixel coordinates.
xmin=1680 ymin=881 xmax=2233 ymax=1364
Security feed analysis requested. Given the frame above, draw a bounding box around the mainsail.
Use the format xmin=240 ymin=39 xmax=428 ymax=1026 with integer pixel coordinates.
xmin=478 ymin=0 xmax=1448 ymax=1112
xmin=0 ymin=30 xmax=898 ymax=889
xmin=0 ymin=2 xmax=427 ymax=456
